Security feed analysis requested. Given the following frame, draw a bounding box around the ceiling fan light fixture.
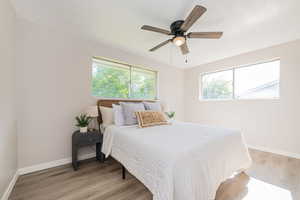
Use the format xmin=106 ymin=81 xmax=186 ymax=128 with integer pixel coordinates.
xmin=173 ymin=36 xmax=186 ymax=46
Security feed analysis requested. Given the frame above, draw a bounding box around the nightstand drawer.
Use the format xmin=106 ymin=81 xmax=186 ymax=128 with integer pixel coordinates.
xmin=77 ymin=136 xmax=100 ymax=146
xmin=73 ymin=131 xmax=102 ymax=145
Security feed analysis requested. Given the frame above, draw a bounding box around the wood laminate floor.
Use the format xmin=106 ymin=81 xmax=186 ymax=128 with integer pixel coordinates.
xmin=10 ymin=149 xmax=300 ymax=200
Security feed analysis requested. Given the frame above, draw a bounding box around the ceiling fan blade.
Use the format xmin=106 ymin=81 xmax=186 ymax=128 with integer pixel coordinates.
xmin=181 ymin=5 xmax=207 ymax=32
xmin=149 ymin=39 xmax=172 ymax=52
xmin=188 ymin=32 xmax=223 ymax=39
xmin=141 ymin=25 xmax=171 ymax=35
xmin=180 ymin=42 xmax=189 ymax=55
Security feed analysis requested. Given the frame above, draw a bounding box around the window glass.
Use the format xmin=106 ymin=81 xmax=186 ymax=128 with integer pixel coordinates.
xmin=201 ymin=70 xmax=233 ymax=100
xmin=92 ymin=58 xmax=157 ymax=99
xmin=131 ymin=68 xmax=157 ymax=99
xmin=234 ymin=60 xmax=280 ymax=99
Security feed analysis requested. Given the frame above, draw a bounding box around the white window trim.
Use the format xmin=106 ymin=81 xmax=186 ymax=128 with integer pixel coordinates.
xmin=199 ymin=58 xmax=280 ymax=101
xmin=91 ymin=56 xmax=159 ymax=100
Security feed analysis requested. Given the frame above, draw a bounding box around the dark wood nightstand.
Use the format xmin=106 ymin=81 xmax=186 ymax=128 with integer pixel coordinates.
xmin=72 ymin=130 xmax=103 ymax=170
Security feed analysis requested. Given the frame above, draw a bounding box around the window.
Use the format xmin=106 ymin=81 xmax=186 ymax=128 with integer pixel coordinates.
xmin=92 ymin=57 xmax=157 ymax=99
xmin=200 ymin=59 xmax=280 ymax=100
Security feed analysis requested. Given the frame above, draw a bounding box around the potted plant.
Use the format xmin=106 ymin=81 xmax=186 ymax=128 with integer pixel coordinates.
xmin=165 ymin=111 xmax=175 ymax=120
xmin=75 ymin=114 xmax=92 ymax=133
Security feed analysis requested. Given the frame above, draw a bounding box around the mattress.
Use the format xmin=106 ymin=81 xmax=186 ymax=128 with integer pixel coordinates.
xmin=102 ymin=121 xmax=252 ymax=200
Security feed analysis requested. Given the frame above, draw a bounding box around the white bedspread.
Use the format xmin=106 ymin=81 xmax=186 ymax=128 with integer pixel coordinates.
xmin=102 ymin=122 xmax=252 ymax=200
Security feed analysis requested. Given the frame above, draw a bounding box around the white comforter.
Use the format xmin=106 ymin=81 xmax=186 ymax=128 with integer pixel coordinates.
xmin=102 ymin=122 xmax=252 ymax=200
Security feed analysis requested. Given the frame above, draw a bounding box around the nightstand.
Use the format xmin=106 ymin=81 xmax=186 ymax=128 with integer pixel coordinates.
xmin=72 ymin=130 xmax=103 ymax=170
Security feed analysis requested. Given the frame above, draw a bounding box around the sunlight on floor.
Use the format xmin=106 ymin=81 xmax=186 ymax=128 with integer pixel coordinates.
xmin=245 ymin=177 xmax=293 ymax=200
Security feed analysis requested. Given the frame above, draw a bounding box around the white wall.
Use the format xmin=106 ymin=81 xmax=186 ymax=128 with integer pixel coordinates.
xmin=0 ymin=0 xmax=17 ymax=197
xmin=184 ymin=40 xmax=300 ymax=157
xmin=16 ymin=19 xmax=184 ymax=168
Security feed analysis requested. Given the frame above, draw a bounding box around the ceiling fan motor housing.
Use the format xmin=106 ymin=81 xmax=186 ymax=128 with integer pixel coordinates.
xmin=170 ymin=20 xmax=185 ymax=36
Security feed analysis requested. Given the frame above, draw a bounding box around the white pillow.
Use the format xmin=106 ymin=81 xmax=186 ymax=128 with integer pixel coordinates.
xmin=143 ymin=102 xmax=162 ymax=111
xmin=99 ymin=106 xmax=113 ymax=126
xmin=120 ymin=102 xmax=145 ymax=125
xmin=112 ymin=104 xmax=125 ymax=126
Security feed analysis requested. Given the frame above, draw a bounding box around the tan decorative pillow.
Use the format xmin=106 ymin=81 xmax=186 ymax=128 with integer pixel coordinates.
xmin=135 ymin=111 xmax=169 ymax=128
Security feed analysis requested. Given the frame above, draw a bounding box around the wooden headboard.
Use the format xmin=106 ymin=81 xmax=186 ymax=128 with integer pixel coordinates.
xmin=96 ymin=99 xmax=156 ymax=129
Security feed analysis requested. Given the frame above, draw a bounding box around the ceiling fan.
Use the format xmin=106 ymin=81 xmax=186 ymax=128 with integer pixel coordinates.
xmin=141 ymin=5 xmax=223 ymax=55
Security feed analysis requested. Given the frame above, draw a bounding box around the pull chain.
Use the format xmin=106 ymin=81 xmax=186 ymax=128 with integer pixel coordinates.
xmin=185 ymin=54 xmax=188 ymax=64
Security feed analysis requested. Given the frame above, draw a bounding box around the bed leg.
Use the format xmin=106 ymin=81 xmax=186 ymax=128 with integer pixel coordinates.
xmin=122 ymin=166 xmax=126 ymax=180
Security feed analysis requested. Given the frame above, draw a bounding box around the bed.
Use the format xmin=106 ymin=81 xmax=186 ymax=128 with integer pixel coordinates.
xmin=97 ymin=99 xmax=252 ymax=200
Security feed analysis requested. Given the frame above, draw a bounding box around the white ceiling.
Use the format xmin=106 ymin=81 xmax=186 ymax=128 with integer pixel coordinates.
xmin=11 ymin=0 xmax=300 ymax=68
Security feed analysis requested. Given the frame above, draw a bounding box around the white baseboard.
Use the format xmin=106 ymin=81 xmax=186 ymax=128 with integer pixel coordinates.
xmin=1 ymin=171 xmax=19 ymax=200
xmin=248 ymin=145 xmax=300 ymax=160
xmin=18 ymin=153 xmax=96 ymax=175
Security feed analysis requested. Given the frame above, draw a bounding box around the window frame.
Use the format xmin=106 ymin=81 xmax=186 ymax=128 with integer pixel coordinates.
xmin=199 ymin=58 xmax=280 ymax=101
xmin=92 ymin=56 xmax=159 ymax=100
